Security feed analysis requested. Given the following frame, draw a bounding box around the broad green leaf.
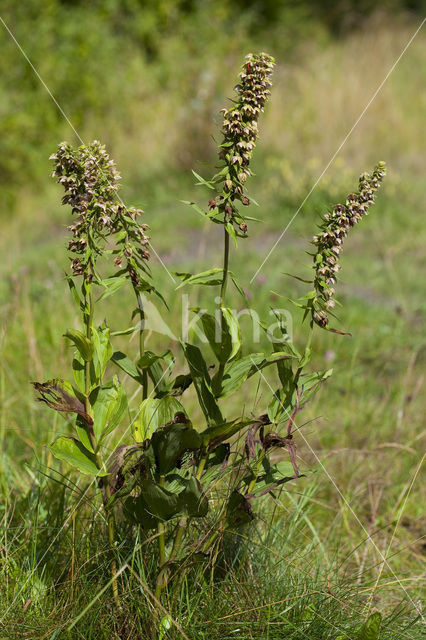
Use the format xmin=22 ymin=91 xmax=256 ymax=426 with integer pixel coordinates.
xmin=141 ymin=478 xmax=182 ymax=520
xmin=213 ymin=352 xmax=291 ymax=398
xmin=90 ymin=378 xmax=127 ymax=441
xmin=195 ymin=309 xmax=224 ymax=363
xmin=206 ymin=443 xmax=230 ymax=467
xmin=175 ymin=268 xmax=224 ymax=290
xmin=200 ymin=418 xmax=251 ymax=446
xmin=111 ymin=351 xmax=145 ymax=386
xmin=124 ymin=494 xmax=158 ymax=529
xmin=64 ymin=329 xmax=93 ymax=361
xmin=226 ymin=490 xmax=254 ymax=527
xmin=181 ymin=342 xmax=223 ymax=426
xmin=137 ymin=351 xmax=171 ymax=370
xmin=222 ymin=308 xmax=241 ymax=360
xmin=92 ymin=324 xmax=113 ymax=380
xmin=75 ymin=414 xmax=94 ymax=453
xmin=132 ymin=396 xmax=186 ymax=442
xmin=357 ymin=612 xmax=382 ymax=640
xmin=180 ymin=476 xmax=208 ymax=517
xmin=129 ymin=474 xmax=208 ymax=525
xmin=226 ymin=222 xmax=238 ymax=248
xmin=72 ymin=356 xmax=85 ymax=393
xmin=140 ymin=350 xmax=175 ymax=398
xmin=50 ymin=436 xmax=107 ymax=476
xmin=97 ymin=276 xmax=127 ymax=301
xmin=150 ymin=421 xmax=202 ymax=475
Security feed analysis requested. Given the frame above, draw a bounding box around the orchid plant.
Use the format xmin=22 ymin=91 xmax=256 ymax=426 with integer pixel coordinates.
xmin=34 ymin=53 xmax=385 ymax=611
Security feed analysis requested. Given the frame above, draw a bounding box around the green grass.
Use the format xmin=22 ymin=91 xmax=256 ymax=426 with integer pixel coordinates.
xmin=1 ymin=12 xmax=425 ymax=640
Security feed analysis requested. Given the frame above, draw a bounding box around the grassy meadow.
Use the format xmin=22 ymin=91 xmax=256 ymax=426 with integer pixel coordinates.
xmin=0 ymin=4 xmax=425 ymax=639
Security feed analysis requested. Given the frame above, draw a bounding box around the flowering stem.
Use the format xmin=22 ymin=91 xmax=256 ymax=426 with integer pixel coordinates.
xmin=219 ymin=226 xmax=230 ymax=308
xmin=246 ymin=448 xmax=266 ymax=496
xmin=83 ymin=272 xmax=120 ymax=608
xmin=155 ymin=475 xmax=167 ymax=603
xmin=216 ymin=226 xmax=230 ymax=386
xmin=135 ymin=290 xmax=148 ymax=400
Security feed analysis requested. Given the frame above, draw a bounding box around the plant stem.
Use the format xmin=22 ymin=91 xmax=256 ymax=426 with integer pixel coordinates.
xmin=246 ymin=448 xmax=266 ymax=496
xmin=154 ymin=476 xmax=167 ymax=602
xmin=167 ymin=450 xmax=209 ymax=571
xmin=84 ymin=275 xmax=120 ymax=608
xmin=216 ymin=226 xmax=230 ymax=386
xmin=135 ymin=290 xmax=148 ymax=400
xmin=219 ymin=225 xmax=230 ymax=308
xmin=196 ymin=451 xmax=208 ymax=480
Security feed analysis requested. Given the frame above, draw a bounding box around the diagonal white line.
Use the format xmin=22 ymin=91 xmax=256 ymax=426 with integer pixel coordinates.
xmin=0 ymin=15 xmax=176 ymax=284
xmin=249 ymin=356 xmax=424 ymax=626
xmin=0 ymin=16 xmax=84 ymax=145
xmin=367 ymin=453 xmax=425 ymax=614
xmin=250 ymin=17 xmax=426 ymax=283
xmin=0 ymin=359 xmax=174 ymax=622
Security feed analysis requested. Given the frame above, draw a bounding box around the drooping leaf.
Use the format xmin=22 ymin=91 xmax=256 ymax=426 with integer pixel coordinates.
xmin=111 ymin=351 xmax=145 ymax=386
xmin=175 ymin=268 xmax=224 ymax=290
xmin=141 ymin=350 xmax=175 ymax=398
xmin=171 ymin=373 xmax=193 ymax=396
xmin=200 ymin=419 xmax=252 ymax=447
xmin=226 ymin=490 xmax=254 ymax=527
xmin=180 ymin=476 xmax=208 ymax=517
xmin=123 ymin=494 xmax=158 ymax=529
xmin=97 ymin=276 xmax=127 ymax=301
xmin=33 ymin=379 xmax=92 ymax=424
xmin=206 ymin=443 xmax=230 ymax=468
xmin=244 ymin=458 xmax=299 ymax=497
xmin=194 ymin=308 xmax=239 ymax=365
xmin=140 ymin=478 xmax=182 ymax=520
xmin=49 ymin=436 xmax=107 ymax=476
xmin=181 ymin=201 xmax=215 ymax=220
xmin=138 ymin=350 xmax=173 ymax=370
xmin=150 ymin=420 xmax=202 ymax=475
xmin=132 ymin=396 xmax=186 ymax=443
xmin=230 ymin=271 xmax=249 ymax=304
xmin=213 ymin=352 xmax=292 ymax=398
xmin=64 ymin=329 xmax=93 ymax=362
xmin=66 ymin=276 xmax=85 ymax=312
xmin=181 ymin=342 xmax=223 ymax=426
xmin=191 ymin=169 xmax=215 ymax=189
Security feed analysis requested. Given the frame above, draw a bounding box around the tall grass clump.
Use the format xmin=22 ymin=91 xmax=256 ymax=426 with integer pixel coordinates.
xmin=31 ymin=52 xmax=389 ymax=637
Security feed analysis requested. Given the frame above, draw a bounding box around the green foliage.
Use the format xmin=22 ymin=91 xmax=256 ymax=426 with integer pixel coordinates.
xmin=49 ymin=436 xmax=107 ymax=476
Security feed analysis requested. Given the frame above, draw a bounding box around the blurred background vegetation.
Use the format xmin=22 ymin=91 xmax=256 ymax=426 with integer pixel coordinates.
xmin=0 ymin=1 xmax=425 ymax=637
